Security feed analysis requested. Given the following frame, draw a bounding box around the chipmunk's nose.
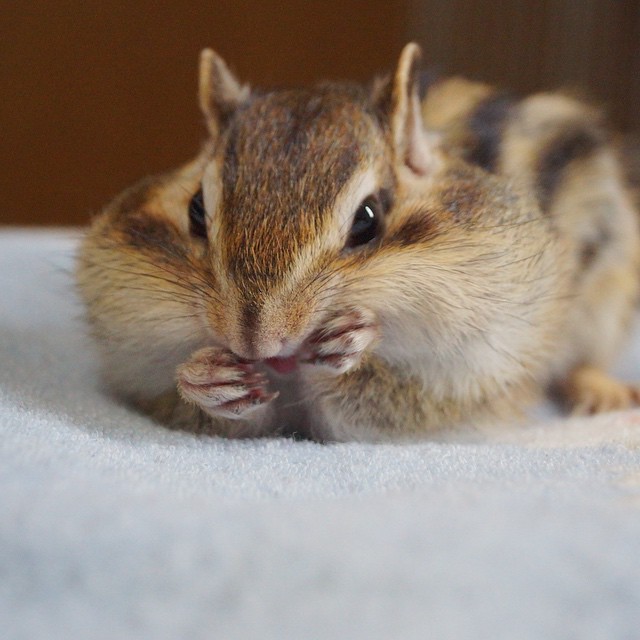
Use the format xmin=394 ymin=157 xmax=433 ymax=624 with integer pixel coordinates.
xmin=228 ymin=310 xmax=297 ymax=360
xmin=227 ymin=295 xmax=312 ymax=361
xmin=230 ymin=336 xmax=294 ymax=362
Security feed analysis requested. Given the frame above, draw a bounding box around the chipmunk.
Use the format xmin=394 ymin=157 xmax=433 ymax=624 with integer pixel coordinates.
xmin=76 ymin=43 xmax=640 ymax=442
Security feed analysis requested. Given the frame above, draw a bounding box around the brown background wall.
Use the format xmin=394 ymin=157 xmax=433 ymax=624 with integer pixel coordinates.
xmin=2 ymin=1 xmax=639 ymax=226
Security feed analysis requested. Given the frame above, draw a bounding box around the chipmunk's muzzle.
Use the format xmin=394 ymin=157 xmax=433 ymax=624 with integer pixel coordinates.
xmin=228 ymin=334 xmax=301 ymax=375
xmin=215 ymin=259 xmax=324 ymax=365
xmin=223 ymin=293 xmax=315 ymax=366
xmin=263 ymin=356 xmax=299 ymax=374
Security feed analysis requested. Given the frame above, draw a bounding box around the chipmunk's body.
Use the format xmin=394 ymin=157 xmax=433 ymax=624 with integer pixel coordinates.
xmin=76 ymin=45 xmax=640 ymax=442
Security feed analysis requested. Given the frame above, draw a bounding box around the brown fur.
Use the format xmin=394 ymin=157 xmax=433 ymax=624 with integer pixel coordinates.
xmin=76 ymin=44 xmax=640 ymax=442
xmin=220 ymin=86 xmax=383 ymax=286
xmin=464 ymin=93 xmax=515 ymax=172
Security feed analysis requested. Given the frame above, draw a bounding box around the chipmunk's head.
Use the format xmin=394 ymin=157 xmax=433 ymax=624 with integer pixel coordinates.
xmin=194 ymin=44 xmax=438 ymax=360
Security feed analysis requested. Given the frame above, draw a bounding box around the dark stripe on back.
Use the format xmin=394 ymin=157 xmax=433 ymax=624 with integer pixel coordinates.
xmin=537 ymin=124 xmax=606 ymax=212
xmin=465 ymin=93 xmax=514 ymax=172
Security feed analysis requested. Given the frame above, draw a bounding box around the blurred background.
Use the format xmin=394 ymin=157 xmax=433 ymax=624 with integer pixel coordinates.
xmin=2 ymin=0 xmax=639 ymax=226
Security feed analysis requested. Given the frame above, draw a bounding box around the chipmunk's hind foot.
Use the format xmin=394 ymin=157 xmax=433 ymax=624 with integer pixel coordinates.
xmin=560 ymin=365 xmax=640 ymax=415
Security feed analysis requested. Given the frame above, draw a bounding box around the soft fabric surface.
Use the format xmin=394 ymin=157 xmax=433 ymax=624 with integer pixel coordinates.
xmin=1 ymin=229 xmax=640 ymax=640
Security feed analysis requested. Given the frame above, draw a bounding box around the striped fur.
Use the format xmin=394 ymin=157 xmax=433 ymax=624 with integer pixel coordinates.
xmin=76 ymin=45 xmax=640 ymax=442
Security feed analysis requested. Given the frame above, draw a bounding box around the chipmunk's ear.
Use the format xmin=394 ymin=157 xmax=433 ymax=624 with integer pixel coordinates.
xmin=376 ymin=43 xmax=432 ymax=176
xmin=199 ymin=49 xmax=250 ymax=141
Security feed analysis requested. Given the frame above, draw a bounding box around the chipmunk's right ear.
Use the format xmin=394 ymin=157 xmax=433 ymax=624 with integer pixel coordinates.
xmin=374 ymin=43 xmax=433 ymax=176
xmin=199 ymin=49 xmax=250 ymax=141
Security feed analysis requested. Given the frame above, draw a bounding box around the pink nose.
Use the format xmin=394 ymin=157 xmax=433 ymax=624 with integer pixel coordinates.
xmin=229 ymin=337 xmax=296 ymax=362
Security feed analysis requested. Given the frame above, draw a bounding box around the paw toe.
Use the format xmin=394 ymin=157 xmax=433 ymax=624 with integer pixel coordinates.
xmin=302 ymin=309 xmax=379 ymax=373
xmin=177 ymin=347 xmax=276 ymax=418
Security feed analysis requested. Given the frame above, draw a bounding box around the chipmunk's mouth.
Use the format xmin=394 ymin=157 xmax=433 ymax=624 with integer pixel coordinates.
xmin=264 ymin=356 xmax=298 ymax=375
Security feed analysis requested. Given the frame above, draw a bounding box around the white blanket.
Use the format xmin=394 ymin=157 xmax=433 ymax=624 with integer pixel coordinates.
xmin=1 ymin=229 xmax=640 ymax=640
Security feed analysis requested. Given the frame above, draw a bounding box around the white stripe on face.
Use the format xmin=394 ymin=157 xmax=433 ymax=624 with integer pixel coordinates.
xmin=329 ymin=167 xmax=380 ymax=248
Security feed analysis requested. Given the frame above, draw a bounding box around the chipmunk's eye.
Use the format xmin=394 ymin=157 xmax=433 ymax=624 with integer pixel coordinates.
xmin=347 ymin=195 xmax=382 ymax=248
xmin=188 ymin=188 xmax=207 ymax=239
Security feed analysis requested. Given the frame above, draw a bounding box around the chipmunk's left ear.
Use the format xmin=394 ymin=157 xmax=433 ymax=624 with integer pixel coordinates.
xmin=375 ymin=43 xmax=432 ymax=176
xmin=199 ymin=48 xmax=250 ymax=142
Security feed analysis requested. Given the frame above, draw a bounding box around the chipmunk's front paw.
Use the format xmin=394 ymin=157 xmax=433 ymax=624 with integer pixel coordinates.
xmin=300 ymin=309 xmax=379 ymax=375
xmin=177 ymin=347 xmax=277 ymax=420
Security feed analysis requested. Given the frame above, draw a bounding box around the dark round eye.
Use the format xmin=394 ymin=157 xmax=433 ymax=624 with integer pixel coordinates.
xmin=188 ymin=188 xmax=207 ymax=239
xmin=347 ymin=196 xmax=381 ymax=248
